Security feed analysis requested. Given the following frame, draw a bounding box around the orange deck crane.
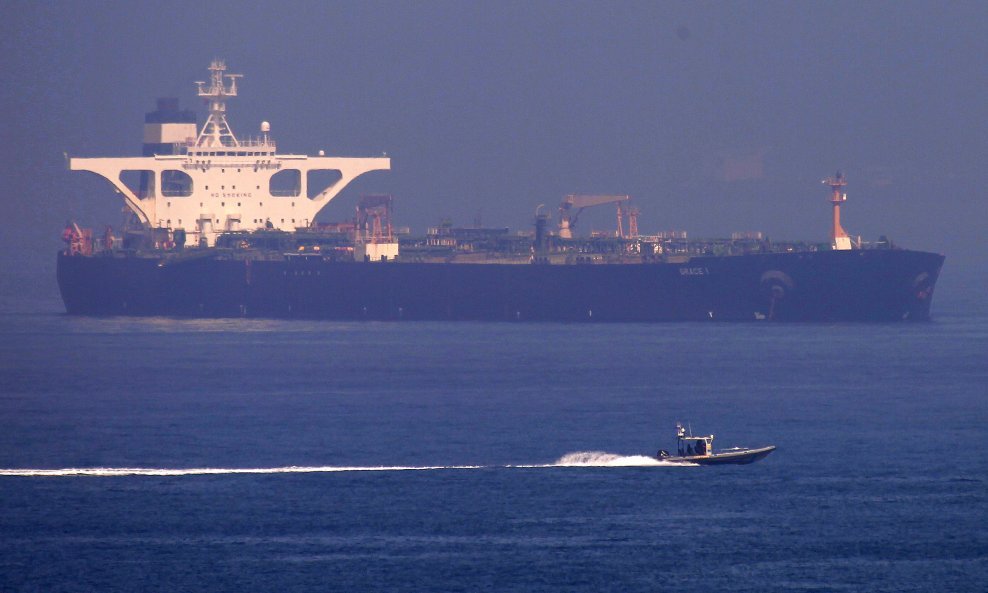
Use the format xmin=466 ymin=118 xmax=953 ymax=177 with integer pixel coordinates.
xmin=355 ymin=194 xmax=394 ymax=244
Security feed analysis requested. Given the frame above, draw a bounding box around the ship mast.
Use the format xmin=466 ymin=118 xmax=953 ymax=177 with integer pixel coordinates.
xmin=194 ymin=59 xmax=242 ymax=147
xmin=69 ymin=59 xmax=391 ymax=247
xmin=823 ymin=171 xmax=852 ymax=250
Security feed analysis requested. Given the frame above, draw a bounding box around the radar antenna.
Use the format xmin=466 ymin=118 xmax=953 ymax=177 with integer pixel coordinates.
xmin=195 ymin=59 xmax=242 ymax=147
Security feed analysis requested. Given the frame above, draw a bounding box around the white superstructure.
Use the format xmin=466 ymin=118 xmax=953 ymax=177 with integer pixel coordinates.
xmin=70 ymin=60 xmax=390 ymax=247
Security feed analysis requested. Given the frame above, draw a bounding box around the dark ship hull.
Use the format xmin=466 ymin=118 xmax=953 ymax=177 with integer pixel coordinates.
xmin=57 ymin=248 xmax=944 ymax=322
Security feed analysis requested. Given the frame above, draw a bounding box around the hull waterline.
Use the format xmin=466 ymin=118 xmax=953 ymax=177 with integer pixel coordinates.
xmin=58 ymin=249 xmax=944 ymax=322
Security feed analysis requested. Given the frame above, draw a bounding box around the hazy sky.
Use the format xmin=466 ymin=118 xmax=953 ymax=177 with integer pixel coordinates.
xmin=1 ymin=1 xmax=985 ymax=298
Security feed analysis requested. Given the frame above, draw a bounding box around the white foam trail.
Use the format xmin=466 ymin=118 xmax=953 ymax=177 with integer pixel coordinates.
xmin=0 ymin=465 xmax=483 ymax=477
xmin=550 ymin=451 xmax=693 ymax=467
xmin=0 ymin=452 xmax=692 ymax=477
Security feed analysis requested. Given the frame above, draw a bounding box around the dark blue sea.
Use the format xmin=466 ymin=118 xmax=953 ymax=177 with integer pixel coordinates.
xmin=2 ymin=279 xmax=986 ymax=592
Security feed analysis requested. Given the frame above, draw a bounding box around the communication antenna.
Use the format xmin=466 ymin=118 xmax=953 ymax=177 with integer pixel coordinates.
xmin=195 ymin=59 xmax=243 ymax=147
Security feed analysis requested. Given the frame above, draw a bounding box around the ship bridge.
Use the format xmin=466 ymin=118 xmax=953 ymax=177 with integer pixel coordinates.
xmin=69 ymin=60 xmax=389 ymax=246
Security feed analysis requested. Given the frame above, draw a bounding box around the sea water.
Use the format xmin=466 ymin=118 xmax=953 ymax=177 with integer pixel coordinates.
xmin=1 ymin=287 xmax=986 ymax=592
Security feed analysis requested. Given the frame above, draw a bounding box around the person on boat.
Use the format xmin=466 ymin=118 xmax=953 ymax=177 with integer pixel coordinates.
xmin=695 ymin=440 xmax=706 ymax=455
xmin=686 ymin=444 xmax=694 ymax=456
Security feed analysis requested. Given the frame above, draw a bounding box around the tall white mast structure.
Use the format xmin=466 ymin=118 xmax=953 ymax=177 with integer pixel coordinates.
xmin=195 ymin=60 xmax=242 ymax=147
xmin=68 ymin=60 xmax=391 ymax=246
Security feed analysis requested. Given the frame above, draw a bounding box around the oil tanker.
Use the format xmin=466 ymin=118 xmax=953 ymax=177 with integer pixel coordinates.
xmin=58 ymin=61 xmax=944 ymax=322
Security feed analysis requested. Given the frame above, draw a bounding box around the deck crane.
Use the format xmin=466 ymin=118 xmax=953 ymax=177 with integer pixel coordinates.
xmin=617 ymin=203 xmax=639 ymax=239
xmin=558 ymin=194 xmax=631 ymax=239
xmin=355 ymin=194 xmax=394 ymax=243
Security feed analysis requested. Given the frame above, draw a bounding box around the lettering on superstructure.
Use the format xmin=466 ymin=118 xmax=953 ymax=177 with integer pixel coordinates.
xmin=210 ymin=193 xmax=254 ymax=199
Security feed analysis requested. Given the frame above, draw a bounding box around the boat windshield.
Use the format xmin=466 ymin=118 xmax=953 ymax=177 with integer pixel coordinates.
xmin=678 ymin=435 xmax=712 ymax=456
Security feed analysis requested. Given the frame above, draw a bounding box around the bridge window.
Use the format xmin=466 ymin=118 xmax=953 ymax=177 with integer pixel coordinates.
xmin=270 ymin=169 xmax=301 ymax=197
xmin=307 ymin=169 xmax=342 ymax=198
xmin=161 ymin=170 xmax=193 ymax=197
xmin=119 ymin=170 xmax=155 ymax=199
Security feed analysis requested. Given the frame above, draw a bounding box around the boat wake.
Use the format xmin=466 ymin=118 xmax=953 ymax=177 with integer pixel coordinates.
xmin=547 ymin=451 xmax=692 ymax=467
xmin=0 ymin=465 xmax=483 ymax=477
xmin=0 ymin=452 xmax=691 ymax=477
